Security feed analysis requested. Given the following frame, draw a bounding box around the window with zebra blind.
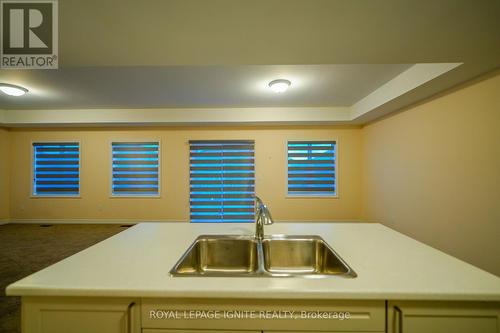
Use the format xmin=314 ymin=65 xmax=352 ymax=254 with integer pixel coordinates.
xmin=32 ymin=142 xmax=80 ymax=196
xmin=287 ymin=140 xmax=337 ymax=196
xmin=189 ymin=140 xmax=255 ymax=223
xmin=111 ymin=142 xmax=160 ymax=196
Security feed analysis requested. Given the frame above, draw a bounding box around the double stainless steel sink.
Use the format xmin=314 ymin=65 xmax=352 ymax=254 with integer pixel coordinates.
xmin=170 ymin=235 xmax=357 ymax=278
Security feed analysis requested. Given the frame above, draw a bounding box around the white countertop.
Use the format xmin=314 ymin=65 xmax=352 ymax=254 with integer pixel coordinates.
xmin=6 ymin=222 xmax=500 ymax=301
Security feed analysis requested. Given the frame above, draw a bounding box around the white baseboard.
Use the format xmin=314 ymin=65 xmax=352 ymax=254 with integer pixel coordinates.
xmin=9 ymin=218 xmax=188 ymax=224
xmin=7 ymin=219 xmax=363 ymax=224
xmin=275 ymin=219 xmax=363 ymax=223
xmin=0 ymin=219 xmax=9 ymax=225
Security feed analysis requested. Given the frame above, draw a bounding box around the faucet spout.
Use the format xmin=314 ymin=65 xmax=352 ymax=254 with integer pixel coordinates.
xmin=255 ymin=196 xmax=274 ymax=241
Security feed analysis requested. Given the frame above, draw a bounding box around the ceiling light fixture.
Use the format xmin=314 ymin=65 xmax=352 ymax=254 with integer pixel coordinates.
xmin=268 ymin=79 xmax=291 ymax=93
xmin=0 ymin=83 xmax=28 ymax=97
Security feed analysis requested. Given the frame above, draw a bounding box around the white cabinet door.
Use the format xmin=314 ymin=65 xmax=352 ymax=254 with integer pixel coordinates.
xmin=142 ymin=298 xmax=385 ymax=332
xmin=143 ymin=330 xmax=260 ymax=333
xmin=388 ymin=301 xmax=500 ymax=333
xmin=145 ymin=331 xmax=367 ymax=333
xmin=22 ymin=296 xmax=140 ymax=333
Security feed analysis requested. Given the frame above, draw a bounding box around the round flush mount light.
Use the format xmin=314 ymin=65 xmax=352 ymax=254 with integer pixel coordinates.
xmin=0 ymin=83 xmax=28 ymax=97
xmin=268 ymin=79 xmax=291 ymax=93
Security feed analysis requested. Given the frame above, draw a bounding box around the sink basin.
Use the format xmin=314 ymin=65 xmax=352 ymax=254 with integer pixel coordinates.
xmin=262 ymin=236 xmax=356 ymax=277
xmin=171 ymin=235 xmax=259 ymax=276
xmin=170 ymin=234 xmax=356 ymax=278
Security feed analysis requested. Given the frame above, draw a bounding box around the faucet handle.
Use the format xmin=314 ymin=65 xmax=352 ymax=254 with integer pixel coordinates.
xmin=256 ymin=196 xmax=274 ymax=225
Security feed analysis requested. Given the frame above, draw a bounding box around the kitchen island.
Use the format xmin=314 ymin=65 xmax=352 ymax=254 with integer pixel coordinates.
xmin=6 ymin=222 xmax=500 ymax=333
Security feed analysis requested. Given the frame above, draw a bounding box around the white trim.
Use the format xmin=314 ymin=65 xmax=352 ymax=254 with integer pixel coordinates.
xmin=7 ymin=218 xmax=361 ymax=224
xmin=109 ymin=139 xmax=162 ymax=198
xmin=285 ymin=139 xmax=339 ymax=199
xmin=0 ymin=219 xmax=9 ymax=225
xmin=274 ymin=219 xmax=363 ymax=223
xmin=30 ymin=140 xmax=82 ymax=198
xmin=1 ymin=107 xmax=351 ymax=126
xmin=29 ymin=195 xmax=81 ymax=199
xmin=351 ymin=63 xmax=462 ymax=120
xmin=8 ymin=219 xmax=188 ymax=224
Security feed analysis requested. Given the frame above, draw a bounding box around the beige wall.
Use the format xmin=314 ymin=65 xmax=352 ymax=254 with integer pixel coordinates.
xmin=5 ymin=73 xmax=499 ymax=276
xmin=0 ymin=128 xmax=10 ymax=220
xmin=361 ymin=72 xmax=500 ymax=276
xmin=9 ymin=126 xmax=362 ymax=222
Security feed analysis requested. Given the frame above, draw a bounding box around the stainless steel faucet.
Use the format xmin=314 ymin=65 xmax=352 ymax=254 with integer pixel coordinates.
xmin=255 ymin=196 xmax=274 ymax=240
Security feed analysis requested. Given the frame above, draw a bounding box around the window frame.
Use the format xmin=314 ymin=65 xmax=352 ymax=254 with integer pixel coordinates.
xmin=285 ymin=138 xmax=339 ymax=199
xmin=188 ymin=139 xmax=256 ymax=223
xmin=109 ymin=140 xmax=162 ymax=198
xmin=30 ymin=140 xmax=82 ymax=198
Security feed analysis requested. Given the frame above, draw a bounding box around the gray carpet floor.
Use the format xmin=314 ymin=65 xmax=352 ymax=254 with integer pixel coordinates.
xmin=0 ymin=224 xmax=129 ymax=333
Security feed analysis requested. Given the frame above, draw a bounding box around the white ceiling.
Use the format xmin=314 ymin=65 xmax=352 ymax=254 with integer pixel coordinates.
xmin=0 ymin=64 xmax=412 ymax=109
xmin=54 ymin=0 xmax=499 ymax=67
xmin=0 ymin=0 xmax=498 ymax=126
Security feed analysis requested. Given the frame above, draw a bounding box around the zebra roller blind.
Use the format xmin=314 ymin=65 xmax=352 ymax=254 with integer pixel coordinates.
xmin=111 ymin=142 xmax=160 ymax=196
xmin=189 ymin=140 xmax=255 ymax=223
xmin=287 ymin=141 xmax=336 ymax=196
xmin=33 ymin=142 xmax=80 ymax=196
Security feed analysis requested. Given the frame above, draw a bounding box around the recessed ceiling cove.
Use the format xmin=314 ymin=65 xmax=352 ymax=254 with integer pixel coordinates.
xmin=0 ymin=64 xmax=412 ymax=109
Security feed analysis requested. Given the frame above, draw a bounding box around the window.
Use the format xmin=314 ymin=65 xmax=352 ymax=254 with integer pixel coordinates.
xmin=287 ymin=140 xmax=336 ymax=196
xmin=111 ymin=142 xmax=160 ymax=196
xmin=189 ymin=140 xmax=255 ymax=223
xmin=33 ymin=142 xmax=80 ymax=196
